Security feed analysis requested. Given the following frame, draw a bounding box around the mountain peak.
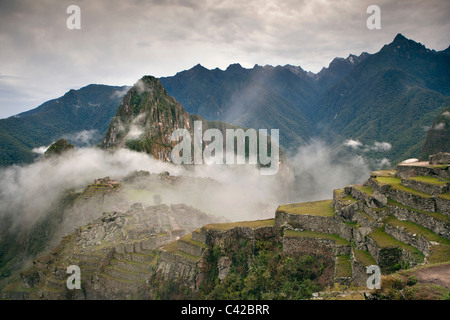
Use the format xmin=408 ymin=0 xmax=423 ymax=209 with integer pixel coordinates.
xmin=393 ymin=33 xmax=408 ymax=42
xmin=226 ymin=63 xmax=244 ymax=71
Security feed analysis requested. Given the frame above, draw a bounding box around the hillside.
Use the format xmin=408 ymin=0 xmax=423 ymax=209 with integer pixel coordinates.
xmin=314 ymin=34 xmax=450 ymax=164
xmin=422 ymin=106 xmax=450 ymax=160
xmin=4 ymin=154 xmax=448 ymax=300
xmin=0 ymin=84 xmax=128 ymax=166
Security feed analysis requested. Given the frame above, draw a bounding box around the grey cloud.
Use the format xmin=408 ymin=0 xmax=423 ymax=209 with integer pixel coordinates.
xmin=1 ymin=0 xmax=449 ymax=118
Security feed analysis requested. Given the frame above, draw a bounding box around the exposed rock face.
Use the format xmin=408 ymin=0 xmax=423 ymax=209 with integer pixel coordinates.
xmin=430 ymin=152 xmax=450 ymax=165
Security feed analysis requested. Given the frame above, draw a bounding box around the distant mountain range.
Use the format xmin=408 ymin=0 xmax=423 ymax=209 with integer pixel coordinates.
xmin=1 ymin=33 xmax=449 ymax=167
xmin=0 ymin=85 xmax=128 ymax=166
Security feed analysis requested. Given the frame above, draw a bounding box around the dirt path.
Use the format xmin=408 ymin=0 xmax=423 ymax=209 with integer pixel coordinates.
xmin=413 ymin=264 xmax=450 ymax=289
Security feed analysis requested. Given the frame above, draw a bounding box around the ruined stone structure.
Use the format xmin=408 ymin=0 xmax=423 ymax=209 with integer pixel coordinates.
xmin=2 ymin=155 xmax=449 ymax=299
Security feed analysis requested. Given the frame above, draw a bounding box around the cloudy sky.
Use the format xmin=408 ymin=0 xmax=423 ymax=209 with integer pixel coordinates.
xmin=0 ymin=0 xmax=449 ymax=119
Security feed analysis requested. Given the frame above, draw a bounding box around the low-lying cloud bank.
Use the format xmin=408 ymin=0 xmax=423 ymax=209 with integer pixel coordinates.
xmin=0 ymin=140 xmax=376 ymax=234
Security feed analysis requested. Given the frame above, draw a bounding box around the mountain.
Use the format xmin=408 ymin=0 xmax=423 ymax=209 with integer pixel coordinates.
xmin=102 ymin=75 xmax=282 ymax=170
xmin=0 ymin=84 xmax=129 ymax=166
xmin=314 ymin=52 xmax=371 ymax=92
xmin=313 ymin=34 xmax=450 ymax=164
xmin=421 ymin=106 xmax=450 ymax=160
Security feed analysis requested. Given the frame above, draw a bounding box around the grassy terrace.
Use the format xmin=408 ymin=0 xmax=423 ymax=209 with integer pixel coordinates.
xmin=367 ymin=228 xmax=425 ymax=263
xmin=179 ymin=233 xmax=207 ymax=248
xmin=438 ymin=193 xmax=450 ymax=200
xmin=335 ymin=255 xmax=352 ymax=278
xmin=202 ymin=219 xmax=275 ymax=231
xmin=354 ymin=249 xmax=376 ymax=266
xmin=284 ymin=230 xmax=350 ymax=246
xmin=355 ymin=185 xmax=374 ymax=196
xmin=162 ymin=240 xmax=201 ymax=261
xmin=375 ymin=176 xmax=433 ymax=198
xmin=409 ymin=176 xmax=450 ymax=186
xmin=384 ymin=216 xmax=450 ymax=245
xmin=387 ymin=198 xmax=448 ymax=222
xmin=356 ymin=209 xmax=375 ymax=222
xmin=370 ymin=170 xmax=396 ymax=177
xmin=276 ymin=199 xmax=334 ymax=217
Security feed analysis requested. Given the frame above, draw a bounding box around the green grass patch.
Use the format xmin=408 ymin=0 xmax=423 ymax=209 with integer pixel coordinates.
xmin=368 ymin=228 xmax=425 ymax=263
xmin=354 ymin=249 xmax=376 ymax=266
xmin=162 ymin=240 xmax=200 ymax=261
xmin=375 ymin=177 xmax=433 ymax=198
xmin=384 ymin=216 xmax=450 ymax=245
xmin=99 ymin=272 xmax=134 ymax=284
xmin=370 ymin=170 xmax=396 ymax=177
xmin=355 ymin=185 xmax=374 ymax=196
xmin=1 ymin=281 xmax=36 ymax=293
xmin=179 ymin=233 xmax=207 ymax=248
xmin=387 ymin=198 xmax=448 ymax=222
xmin=356 ymin=210 xmax=375 ymax=222
xmin=277 ymin=199 xmax=334 ymax=217
xmin=410 ymin=176 xmax=449 ymax=186
xmin=203 ymin=219 xmax=275 ymax=231
xmin=335 ymin=255 xmax=352 ymax=278
xmin=438 ymin=193 xmax=450 ymax=201
xmin=427 ymin=245 xmax=450 ymax=264
xmin=284 ymin=230 xmax=350 ymax=246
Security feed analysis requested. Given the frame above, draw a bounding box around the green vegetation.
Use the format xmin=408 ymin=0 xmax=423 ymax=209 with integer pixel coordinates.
xmin=356 ymin=209 xmax=375 ymax=222
xmin=387 ymin=198 xmax=448 ymax=222
xmin=202 ymin=241 xmax=325 ymax=300
xmin=162 ymin=241 xmax=200 ymax=262
xmin=384 ymin=216 xmax=450 ymax=245
xmin=355 ymin=186 xmax=374 ymax=196
xmin=409 ymin=175 xmax=450 ymax=186
xmin=179 ymin=234 xmax=207 ymax=249
xmin=202 ymin=219 xmax=275 ymax=231
xmin=375 ymin=176 xmax=433 ymax=198
xmin=335 ymin=255 xmax=352 ymax=278
xmin=0 ymin=84 xmax=126 ymax=166
xmin=284 ymin=230 xmax=350 ymax=246
xmin=368 ymin=228 xmax=425 ymax=263
xmin=354 ymin=249 xmax=376 ymax=266
xmin=277 ymin=200 xmax=334 ymax=217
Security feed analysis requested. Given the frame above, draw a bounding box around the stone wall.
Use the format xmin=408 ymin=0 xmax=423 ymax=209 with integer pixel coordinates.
xmin=157 ymin=250 xmax=198 ymax=289
xmin=435 ymin=197 xmax=450 ymax=217
xmin=396 ymin=164 xmax=450 ymax=179
xmin=389 ymin=205 xmax=449 ymax=239
xmin=387 ymin=188 xmax=436 ymax=212
xmin=275 ymin=212 xmax=352 ymax=241
xmin=401 ymin=178 xmax=449 ymax=196
xmin=384 ymin=224 xmax=430 ymax=255
xmin=177 ymin=240 xmax=204 ymax=257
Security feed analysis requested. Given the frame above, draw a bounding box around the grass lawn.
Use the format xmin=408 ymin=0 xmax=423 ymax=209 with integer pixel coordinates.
xmin=335 ymin=255 xmax=352 ymax=278
xmin=368 ymin=228 xmax=424 ymax=263
xmin=387 ymin=198 xmax=448 ymax=222
xmin=277 ymin=199 xmax=334 ymax=217
xmin=284 ymin=230 xmax=350 ymax=246
xmin=410 ymin=176 xmax=449 ymax=186
xmin=202 ymin=219 xmax=275 ymax=231
xmin=354 ymin=249 xmax=376 ymax=266
xmin=375 ymin=177 xmax=433 ymax=198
